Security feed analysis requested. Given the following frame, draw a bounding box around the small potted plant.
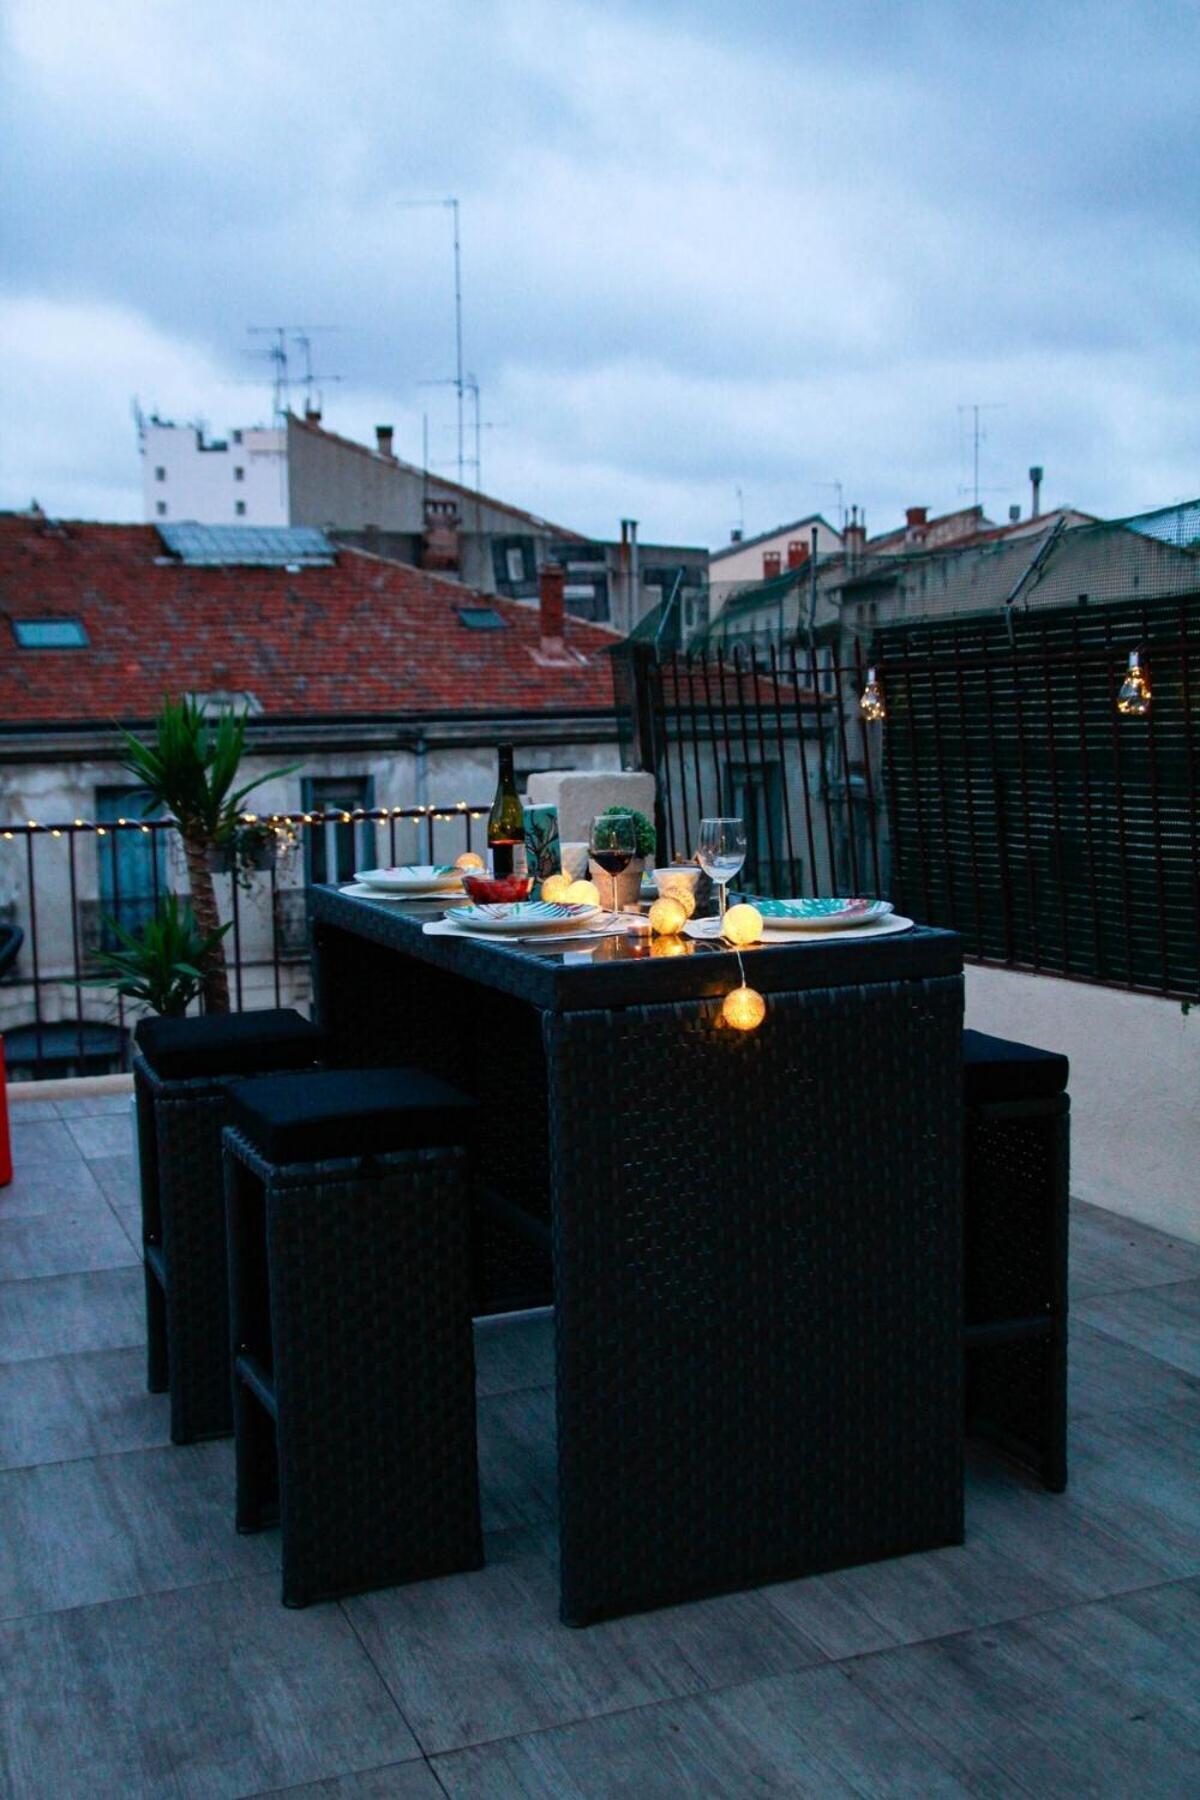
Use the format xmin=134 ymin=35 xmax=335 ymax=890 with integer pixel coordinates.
xmin=88 ymin=893 xmax=232 ymax=1017
xmin=588 ymin=804 xmax=656 ymax=910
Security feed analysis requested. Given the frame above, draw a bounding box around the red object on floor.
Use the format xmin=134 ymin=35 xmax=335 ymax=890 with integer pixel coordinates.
xmin=0 ymin=1037 xmax=11 ymax=1187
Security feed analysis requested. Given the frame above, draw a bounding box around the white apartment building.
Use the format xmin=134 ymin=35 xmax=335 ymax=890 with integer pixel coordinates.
xmin=140 ymin=420 xmax=288 ymax=526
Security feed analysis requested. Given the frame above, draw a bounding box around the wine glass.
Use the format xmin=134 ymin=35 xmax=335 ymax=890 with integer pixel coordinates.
xmin=589 ymin=812 xmax=637 ymax=915
xmin=697 ymin=817 xmax=747 ymax=922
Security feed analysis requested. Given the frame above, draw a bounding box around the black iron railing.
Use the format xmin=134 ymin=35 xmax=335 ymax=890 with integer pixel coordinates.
xmin=0 ymin=804 xmax=489 ymax=1080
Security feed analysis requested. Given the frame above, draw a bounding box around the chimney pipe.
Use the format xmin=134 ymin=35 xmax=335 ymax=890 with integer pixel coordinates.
xmin=1009 ymin=504 xmax=1021 ymax=523
xmin=305 ymin=405 xmax=322 ymax=425
xmin=843 ymin=504 xmax=866 ymax=569
xmin=539 ymin=562 xmax=566 ymax=652
xmin=1029 ymin=465 xmax=1043 ymax=519
xmin=376 ymin=424 xmax=395 ymax=459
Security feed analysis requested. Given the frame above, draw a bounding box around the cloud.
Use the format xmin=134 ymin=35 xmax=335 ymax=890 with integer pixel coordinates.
xmin=2 ymin=0 xmax=1197 ymax=540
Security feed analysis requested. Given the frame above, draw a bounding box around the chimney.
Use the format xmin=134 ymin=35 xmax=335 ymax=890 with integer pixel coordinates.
xmin=1009 ymin=504 xmax=1021 ymax=523
xmin=539 ymin=562 xmax=566 ymax=652
xmin=730 ymin=526 xmax=744 ymax=544
xmin=843 ymin=503 xmax=866 ymax=569
xmin=1029 ymin=465 xmax=1043 ymax=519
xmin=376 ymin=424 xmax=395 ymax=459
xmin=305 ymin=405 xmax=322 ymax=425
xmin=786 ymin=538 xmax=809 ymax=569
xmin=905 ymin=506 xmax=928 ymax=528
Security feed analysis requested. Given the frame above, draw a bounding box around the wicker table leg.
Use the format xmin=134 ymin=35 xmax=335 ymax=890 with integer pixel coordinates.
xmin=545 ymin=974 xmax=965 ymax=1626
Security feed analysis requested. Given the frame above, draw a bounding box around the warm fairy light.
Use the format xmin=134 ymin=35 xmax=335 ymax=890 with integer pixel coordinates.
xmin=564 ymin=878 xmax=601 ymax=905
xmin=242 ymin=813 xmax=257 ymax=823
xmin=455 ymin=851 xmax=486 ymax=872
xmin=650 ymin=934 xmax=692 ymax=958
xmin=1117 ymin=648 xmax=1151 ymax=716
xmin=74 ymin=818 xmax=84 ymax=827
xmin=456 ymin=800 xmax=467 ymax=810
xmin=648 ymin=895 xmax=687 ymax=935
xmin=97 ymin=827 xmax=106 ymax=836
xmin=722 ymin=984 xmax=767 ymax=1031
xmin=860 ymin=667 xmax=887 ymax=723
xmin=540 ymin=871 xmax=574 ymax=902
xmin=51 ymin=828 xmax=62 ymax=838
xmin=723 ymin=903 xmax=763 ymax=945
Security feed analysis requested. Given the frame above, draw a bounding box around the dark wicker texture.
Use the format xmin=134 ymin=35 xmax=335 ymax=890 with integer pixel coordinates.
xmin=963 ymin=1094 xmax=1070 ymax=1491
xmin=224 ymin=1129 xmax=483 ymax=1608
xmin=134 ymin=1054 xmax=239 ymax=1442
xmin=546 ymin=975 xmax=965 ymax=1624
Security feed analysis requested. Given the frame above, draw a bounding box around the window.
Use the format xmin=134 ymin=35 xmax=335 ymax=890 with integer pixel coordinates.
xmin=95 ymin=785 xmax=168 ymax=952
xmin=457 ymin=607 xmax=507 ymax=630
xmin=156 ymin=501 xmax=168 ymax=517
xmin=234 ymin=466 xmax=244 ymax=481
xmin=232 ymin=429 xmax=243 ymax=444
xmin=155 ymin=466 xmax=166 ymax=481
xmin=12 ymin=617 xmax=89 ymax=648
xmin=303 ymin=775 xmax=374 ymax=886
xmin=235 ymin=500 xmax=246 ymax=516
xmin=725 ymin=759 xmax=788 ymax=891
xmin=505 ymin=546 xmax=525 ymax=584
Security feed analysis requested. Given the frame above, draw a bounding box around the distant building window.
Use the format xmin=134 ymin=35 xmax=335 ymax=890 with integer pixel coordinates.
xmin=156 ymin=501 xmax=168 ymax=517
xmin=234 ymin=466 xmax=244 ymax=481
xmin=232 ymin=430 xmax=243 ymax=444
xmin=155 ymin=466 xmax=166 ymax=481
xmin=235 ymin=500 xmax=246 ymax=516
xmin=505 ymin=547 xmax=525 ymax=583
xmin=457 ymin=607 xmax=507 ymax=631
xmin=12 ymin=617 xmax=89 ymax=648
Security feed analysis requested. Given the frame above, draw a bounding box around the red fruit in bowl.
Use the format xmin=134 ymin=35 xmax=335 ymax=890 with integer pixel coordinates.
xmin=462 ymin=873 xmax=534 ymax=903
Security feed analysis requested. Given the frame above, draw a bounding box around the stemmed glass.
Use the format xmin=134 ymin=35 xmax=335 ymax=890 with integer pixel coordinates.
xmin=697 ymin=817 xmax=747 ymax=922
xmin=588 ymin=812 xmax=637 ymax=915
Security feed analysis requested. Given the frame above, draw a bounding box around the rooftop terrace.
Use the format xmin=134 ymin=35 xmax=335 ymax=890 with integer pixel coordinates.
xmin=2 ymin=1087 xmax=1200 ymax=1796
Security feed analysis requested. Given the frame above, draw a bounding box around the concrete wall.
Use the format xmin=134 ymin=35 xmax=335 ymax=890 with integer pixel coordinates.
xmin=965 ymin=964 xmax=1199 ymax=1245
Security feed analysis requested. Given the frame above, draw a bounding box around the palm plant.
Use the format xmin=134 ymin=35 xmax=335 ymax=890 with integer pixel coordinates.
xmin=89 ymin=894 xmax=231 ymax=1018
xmin=119 ymin=696 xmax=295 ymax=1011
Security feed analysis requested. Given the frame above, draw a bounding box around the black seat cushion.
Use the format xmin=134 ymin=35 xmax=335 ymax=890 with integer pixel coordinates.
xmin=136 ymin=1009 xmax=324 ymax=1082
xmin=962 ymin=1028 xmax=1069 ymax=1105
xmin=228 ymin=1066 xmax=476 ymax=1165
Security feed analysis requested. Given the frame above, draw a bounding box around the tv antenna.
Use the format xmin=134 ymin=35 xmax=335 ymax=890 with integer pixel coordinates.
xmin=398 ymin=198 xmax=465 ymax=486
xmin=957 ymin=402 xmax=1006 ymax=510
xmin=418 ymin=372 xmax=505 ymax=490
xmin=817 ymin=479 xmax=846 ymax=532
xmin=246 ymin=326 xmax=340 ymax=422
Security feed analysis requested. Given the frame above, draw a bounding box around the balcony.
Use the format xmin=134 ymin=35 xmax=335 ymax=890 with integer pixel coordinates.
xmin=2 ymin=1084 xmax=1199 ymax=1792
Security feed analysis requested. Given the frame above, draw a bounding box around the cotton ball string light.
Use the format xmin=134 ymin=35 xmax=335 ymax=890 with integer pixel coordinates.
xmin=540 ymin=871 xmax=574 ymax=902
xmin=648 ymin=895 xmax=687 ymax=935
xmin=455 ymin=852 xmax=485 ymax=871
xmin=722 ymin=985 xmax=767 ymax=1031
xmin=657 ymin=883 xmax=696 ymax=917
xmin=651 ymin=934 xmax=692 ymax=958
xmin=722 ymin=903 xmax=763 ymax=946
xmin=564 ymin=878 xmax=601 ymax=906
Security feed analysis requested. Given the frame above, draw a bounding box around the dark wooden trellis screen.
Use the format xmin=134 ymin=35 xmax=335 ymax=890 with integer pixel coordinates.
xmin=875 ymin=592 xmax=1200 ymax=1001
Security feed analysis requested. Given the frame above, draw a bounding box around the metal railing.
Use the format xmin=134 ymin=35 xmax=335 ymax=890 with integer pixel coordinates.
xmin=0 ymin=804 xmax=489 ymax=1080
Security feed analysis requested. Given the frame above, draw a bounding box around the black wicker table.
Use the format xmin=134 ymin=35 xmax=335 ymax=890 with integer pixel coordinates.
xmin=311 ymin=886 xmax=965 ymax=1626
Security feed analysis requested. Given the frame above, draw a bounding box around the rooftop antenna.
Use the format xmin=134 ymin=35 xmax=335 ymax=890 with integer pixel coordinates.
xmin=399 ymin=197 xmax=465 ymax=487
xmin=246 ymin=325 xmax=339 ymax=423
xmin=292 ymin=332 xmax=343 ymax=418
xmin=818 ymin=479 xmax=846 ymax=532
xmin=957 ymin=402 xmax=1006 ymax=510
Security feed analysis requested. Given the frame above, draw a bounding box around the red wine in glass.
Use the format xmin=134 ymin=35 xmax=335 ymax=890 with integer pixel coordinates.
xmin=591 ymin=850 xmax=632 ymax=876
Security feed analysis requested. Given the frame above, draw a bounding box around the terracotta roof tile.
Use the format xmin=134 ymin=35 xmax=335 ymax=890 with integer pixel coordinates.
xmin=0 ymin=517 xmax=618 ymax=726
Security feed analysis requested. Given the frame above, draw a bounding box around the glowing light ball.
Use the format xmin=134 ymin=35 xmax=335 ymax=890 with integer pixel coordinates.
xmin=722 ymin=984 xmax=767 ymax=1031
xmin=648 ymin=895 xmax=687 ymax=935
xmin=723 ymin=903 xmax=764 ymax=946
xmin=454 ymin=852 xmax=485 ymax=871
xmin=539 ymin=871 xmax=574 ymax=902
xmin=564 ymin=878 xmax=601 ymax=906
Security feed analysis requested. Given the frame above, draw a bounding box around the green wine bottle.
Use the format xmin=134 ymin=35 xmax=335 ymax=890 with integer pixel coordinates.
xmin=487 ymin=744 xmax=525 ymax=878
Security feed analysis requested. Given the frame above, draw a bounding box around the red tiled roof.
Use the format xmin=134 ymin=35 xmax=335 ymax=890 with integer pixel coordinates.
xmin=0 ymin=516 xmax=618 ymax=727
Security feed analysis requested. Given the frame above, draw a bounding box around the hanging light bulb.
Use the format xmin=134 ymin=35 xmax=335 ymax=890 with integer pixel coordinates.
xmin=722 ymin=984 xmax=767 ymax=1031
xmin=1117 ymin=648 xmax=1151 ymax=717
xmin=860 ymin=666 xmax=886 ymax=722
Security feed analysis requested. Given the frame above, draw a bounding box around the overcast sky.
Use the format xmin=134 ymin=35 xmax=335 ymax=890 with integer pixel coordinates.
xmin=2 ymin=0 xmax=1197 ymax=547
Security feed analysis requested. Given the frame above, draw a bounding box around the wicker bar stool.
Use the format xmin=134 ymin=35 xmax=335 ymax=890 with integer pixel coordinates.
xmin=963 ymin=1029 xmax=1070 ymax=1491
xmin=223 ymin=1067 xmax=483 ymax=1608
xmin=134 ymin=1010 xmax=324 ymax=1443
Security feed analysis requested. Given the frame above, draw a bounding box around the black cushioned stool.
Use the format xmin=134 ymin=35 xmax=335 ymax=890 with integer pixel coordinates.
xmin=963 ymin=1028 xmax=1070 ymax=1491
xmin=134 ymin=1010 xmax=324 ymax=1443
xmin=223 ymin=1067 xmax=483 ymax=1608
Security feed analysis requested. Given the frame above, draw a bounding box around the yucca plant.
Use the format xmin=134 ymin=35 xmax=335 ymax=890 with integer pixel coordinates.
xmin=118 ymin=696 xmax=295 ymax=1011
xmin=89 ymin=894 xmax=232 ymax=1018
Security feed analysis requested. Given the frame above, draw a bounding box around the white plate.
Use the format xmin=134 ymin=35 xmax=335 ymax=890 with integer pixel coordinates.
xmin=446 ymin=900 xmax=602 ymax=935
xmin=340 ymin=882 xmax=466 ymax=902
xmin=354 ymin=864 xmax=463 ymax=893
xmin=685 ymin=912 xmax=914 ymax=945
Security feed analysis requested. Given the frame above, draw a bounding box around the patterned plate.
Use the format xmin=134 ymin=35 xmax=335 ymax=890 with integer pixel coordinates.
xmin=447 ymin=900 xmax=602 ymax=935
xmin=353 ymin=864 xmax=463 ymax=893
xmin=753 ymin=897 xmax=894 ymax=931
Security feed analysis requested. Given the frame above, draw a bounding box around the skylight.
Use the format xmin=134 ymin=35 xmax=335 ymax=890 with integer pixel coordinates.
xmin=157 ymin=522 xmax=335 ymax=567
xmin=12 ymin=618 xmax=89 ymax=648
xmin=457 ymin=607 xmax=508 ymax=631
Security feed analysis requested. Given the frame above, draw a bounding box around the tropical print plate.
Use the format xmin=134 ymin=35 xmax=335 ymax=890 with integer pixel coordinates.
xmin=353 ymin=864 xmax=462 ymax=893
xmin=754 ymin=897 xmax=894 ymax=930
xmin=447 ymin=900 xmax=601 ymax=934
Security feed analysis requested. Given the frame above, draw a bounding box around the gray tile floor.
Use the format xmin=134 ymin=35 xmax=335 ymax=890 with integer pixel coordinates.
xmin=2 ymin=1092 xmax=1199 ymax=1797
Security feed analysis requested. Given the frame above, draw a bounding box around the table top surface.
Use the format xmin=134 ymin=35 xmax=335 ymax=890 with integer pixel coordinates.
xmin=312 ymin=886 xmax=963 ymax=1012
